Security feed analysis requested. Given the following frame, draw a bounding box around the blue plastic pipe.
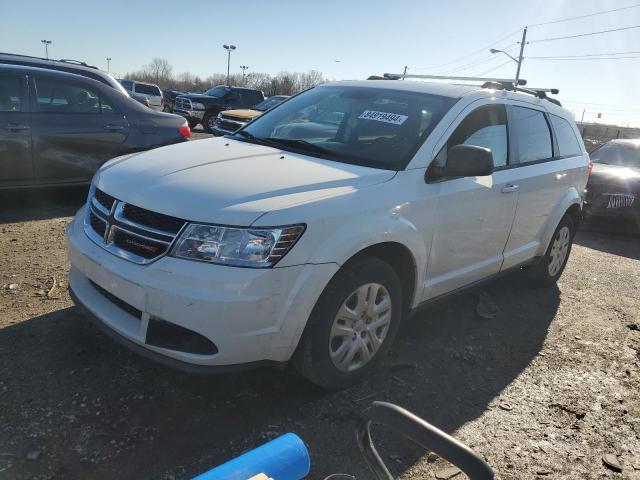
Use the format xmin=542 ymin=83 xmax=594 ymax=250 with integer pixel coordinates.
xmin=192 ymin=433 xmax=310 ymax=480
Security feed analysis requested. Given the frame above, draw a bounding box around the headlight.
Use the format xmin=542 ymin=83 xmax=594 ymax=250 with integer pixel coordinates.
xmin=192 ymin=102 xmax=205 ymax=110
xmin=171 ymin=223 xmax=305 ymax=267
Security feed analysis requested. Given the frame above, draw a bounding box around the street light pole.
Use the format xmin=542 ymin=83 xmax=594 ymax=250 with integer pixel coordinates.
xmin=489 ymin=26 xmax=527 ymax=86
xmin=106 ymin=57 xmax=112 ymax=73
xmin=514 ymin=27 xmax=527 ymax=86
xmin=223 ymin=44 xmax=236 ymax=87
xmin=240 ymin=65 xmax=249 ymax=85
xmin=41 ymin=40 xmax=52 ymax=59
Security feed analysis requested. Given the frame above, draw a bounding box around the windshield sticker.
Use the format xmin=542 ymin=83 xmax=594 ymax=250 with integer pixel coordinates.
xmin=358 ymin=110 xmax=408 ymax=125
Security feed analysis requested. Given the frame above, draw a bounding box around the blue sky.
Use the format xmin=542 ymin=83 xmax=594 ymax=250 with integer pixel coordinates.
xmin=2 ymin=0 xmax=640 ymax=125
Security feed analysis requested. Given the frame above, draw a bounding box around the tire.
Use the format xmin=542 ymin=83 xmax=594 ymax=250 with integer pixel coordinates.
xmin=202 ymin=111 xmax=217 ymax=134
xmin=162 ymin=105 xmax=171 ymax=113
xmin=528 ymin=214 xmax=575 ymax=284
xmin=294 ymin=257 xmax=403 ymax=390
xmin=188 ymin=121 xmax=199 ymax=130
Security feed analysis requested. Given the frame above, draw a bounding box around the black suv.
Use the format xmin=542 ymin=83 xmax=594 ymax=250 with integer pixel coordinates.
xmin=0 ymin=64 xmax=190 ymax=188
xmin=173 ymin=85 xmax=264 ymax=133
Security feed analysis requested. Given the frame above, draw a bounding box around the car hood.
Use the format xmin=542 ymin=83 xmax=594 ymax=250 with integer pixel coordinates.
xmin=589 ymin=163 xmax=640 ymax=191
xmin=94 ymin=137 xmax=396 ymax=225
xmin=221 ymin=109 xmax=261 ymax=120
xmin=179 ymin=93 xmax=219 ymax=101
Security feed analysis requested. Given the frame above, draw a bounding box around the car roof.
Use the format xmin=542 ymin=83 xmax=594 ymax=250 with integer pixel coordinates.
xmin=0 ymin=63 xmax=112 ymax=87
xmin=0 ymin=52 xmax=127 ymax=95
xmin=323 ymin=80 xmax=574 ymax=120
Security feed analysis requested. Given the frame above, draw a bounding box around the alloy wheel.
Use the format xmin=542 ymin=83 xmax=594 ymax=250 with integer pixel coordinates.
xmin=329 ymin=283 xmax=392 ymax=372
xmin=548 ymin=225 xmax=571 ymax=276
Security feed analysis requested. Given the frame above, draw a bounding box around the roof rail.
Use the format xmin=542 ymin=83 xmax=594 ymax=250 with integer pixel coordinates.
xmin=491 ymin=83 xmax=562 ymax=107
xmin=59 ymin=59 xmax=97 ymax=69
xmin=382 ymin=73 xmax=527 ymax=86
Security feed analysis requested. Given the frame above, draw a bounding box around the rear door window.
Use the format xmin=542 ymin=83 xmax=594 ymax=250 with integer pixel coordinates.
xmin=34 ymin=77 xmax=115 ymax=114
xmin=134 ymin=83 xmax=161 ymax=96
xmin=549 ymin=114 xmax=583 ymax=157
xmin=0 ymin=74 xmax=24 ymax=112
xmin=510 ymin=106 xmax=553 ymax=164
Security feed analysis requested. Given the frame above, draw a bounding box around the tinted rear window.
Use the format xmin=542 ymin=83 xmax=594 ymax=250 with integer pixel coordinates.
xmin=550 ymin=114 xmax=583 ymax=157
xmin=135 ymin=83 xmax=161 ymax=96
xmin=511 ymin=106 xmax=553 ymax=164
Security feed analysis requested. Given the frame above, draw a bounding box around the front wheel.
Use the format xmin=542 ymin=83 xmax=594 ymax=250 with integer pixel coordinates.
xmin=528 ymin=214 xmax=575 ymax=284
xmin=202 ymin=112 xmax=217 ymax=134
xmin=294 ymin=257 xmax=403 ymax=390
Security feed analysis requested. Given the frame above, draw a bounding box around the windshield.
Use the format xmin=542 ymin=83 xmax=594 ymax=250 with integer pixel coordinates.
xmin=591 ymin=142 xmax=640 ymax=169
xmin=204 ymin=86 xmax=230 ymax=97
xmin=238 ymin=85 xmax=456 ymax=170
xmin=255 ymin=96 xmax=287 ymax=111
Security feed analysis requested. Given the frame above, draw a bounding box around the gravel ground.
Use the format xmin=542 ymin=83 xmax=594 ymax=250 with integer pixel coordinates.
xmin=0 ymin=133 xmax=639 ymax=479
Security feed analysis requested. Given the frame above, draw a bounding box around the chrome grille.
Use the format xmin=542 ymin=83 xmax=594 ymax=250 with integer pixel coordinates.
xmin=174 ymin=97 xmax=192 ymax=111
xmin=84 ymin=187 xmax=186 ymax=264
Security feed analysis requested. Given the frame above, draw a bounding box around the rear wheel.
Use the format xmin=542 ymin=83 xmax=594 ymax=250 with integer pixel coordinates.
xmin=528 ymin=214 xmax=575 ymax=284
xmin=294 ymin=257 xmax=403 ymax=390
xmin=188 ymin=121 xmax=199 ymax=130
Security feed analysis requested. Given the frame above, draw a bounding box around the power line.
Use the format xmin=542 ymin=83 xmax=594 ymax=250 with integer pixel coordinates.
xmin=528 ymin=24 xmax=640 ymax=43
xmin=528 ymin=51 xmax=640 ymax=58
xmin=477 ymin=59 xmax=513 ymax=76
xmin=410 ymin=30 xmax=521 ymax=71
xmin=529 ymin=3 xmax=640 ymax=27
xmin=529 ymin=56 xmax=640 ymax=61
xmin=442 ymin=45 xmax=518 ymax=74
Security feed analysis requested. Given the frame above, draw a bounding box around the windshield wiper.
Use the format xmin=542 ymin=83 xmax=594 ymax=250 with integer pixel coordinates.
xmin=263 ymin=138 xmax=339 ymax=157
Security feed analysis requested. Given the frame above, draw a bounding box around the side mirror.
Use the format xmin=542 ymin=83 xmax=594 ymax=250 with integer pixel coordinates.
xmin=431 ymin=145 xmax=494 ymax=180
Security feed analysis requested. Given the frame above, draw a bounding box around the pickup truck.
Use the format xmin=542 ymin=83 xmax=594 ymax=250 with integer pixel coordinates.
xmin=173 ymin=85 xmax=264 ymax=132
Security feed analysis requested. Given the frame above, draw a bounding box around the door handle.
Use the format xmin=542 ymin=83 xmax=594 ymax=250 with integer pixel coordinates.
xmin=501 ymin=184 xmax=519 ymax=193
xmin=104 ymin=124 xmax=124 ymax=131
xmin=555 ymin=173 xmax=567 ymax=181
xmin=2 ymin=123 xmax=30 ymax=131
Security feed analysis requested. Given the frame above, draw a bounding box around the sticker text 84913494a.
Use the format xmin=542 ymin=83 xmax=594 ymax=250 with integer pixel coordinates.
xmin=358 ymin=110 xmax=408 ymax=125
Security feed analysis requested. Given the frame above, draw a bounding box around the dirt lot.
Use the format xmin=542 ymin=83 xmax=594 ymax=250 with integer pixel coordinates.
xmin=1 ymin=133 xmax=639 ymax=479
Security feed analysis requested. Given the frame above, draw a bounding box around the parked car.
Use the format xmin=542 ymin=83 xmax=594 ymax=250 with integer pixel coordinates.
xmin=0 ymin=64 xmax=191 ymax=188
xmin=584 ymin=139 xmax=640 ymax=221
xmin=67 ymin=79 xmax=588 ymax=389
xmin=173 ymin=85 xmax=264 ymax=132
xmin=118 ymin=80 xmax=164 ymax=111
xmin=162 ymin=89 xmax=184 ymax=113
xmin=211 ymin=95 xmax=289 ymax=135
xmin=0 ymin=52 xmax=128 ymax=96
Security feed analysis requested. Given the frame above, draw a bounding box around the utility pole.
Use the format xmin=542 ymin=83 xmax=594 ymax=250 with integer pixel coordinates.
xmin=41 ymin=40 xmax=52 ymax=59
xmin=402 ymin=66 xmax=408 ymax=80
xmin=106 ymin=57 xmax=112 ymax=73
xmin=580 ymin=109 xmax=586 ymax=134
xmin=223 ymin=44 xmax=236 ymax=87
xmin=240 ymin=65 xmax=249 ymax=85
xmin=514 ymin=27 xmax=527 ymax=86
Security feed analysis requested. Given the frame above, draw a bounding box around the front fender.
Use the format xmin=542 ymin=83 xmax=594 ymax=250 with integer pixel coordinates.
xmin=537 ymin=187 xmax=582 ymax=256
xmin=306 ymin=211 xmax=427 ymax=308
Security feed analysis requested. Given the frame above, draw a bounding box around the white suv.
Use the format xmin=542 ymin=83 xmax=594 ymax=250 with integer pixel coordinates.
xmin=67 ymin=80 xmax=588 ymax=389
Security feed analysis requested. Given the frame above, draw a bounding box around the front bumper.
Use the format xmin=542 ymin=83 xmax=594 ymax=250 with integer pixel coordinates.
xmin=66 ymin=209 xmax=338 ymax=370
xmin=173 ymin=109 xmax=205 ymax=124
